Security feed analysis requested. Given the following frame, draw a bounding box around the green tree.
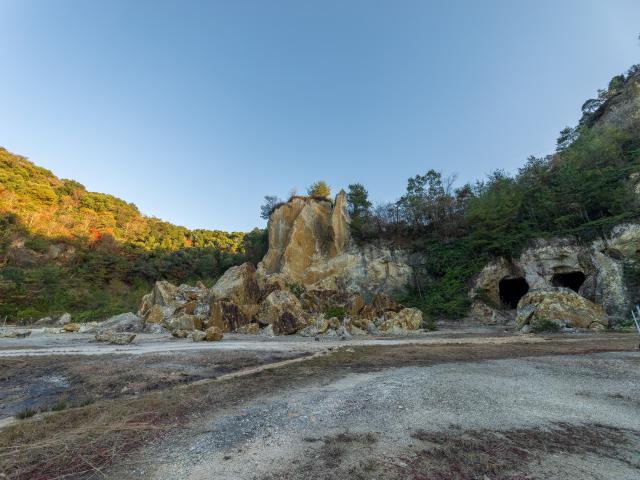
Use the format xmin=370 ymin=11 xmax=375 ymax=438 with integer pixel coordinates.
xmin=307 ymin=181 xmax=331 ymax=198
xmin=346 ymin=183 xmax=371 ymax=218
xmin=260 ymin=195 xmax=282 ymax=220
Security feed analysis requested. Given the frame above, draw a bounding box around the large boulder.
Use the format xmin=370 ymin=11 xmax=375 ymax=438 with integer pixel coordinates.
xmin=378 ymin=308 xmax=423 ymax=332
xmin=516 ymin=289 xmax=609 ymax=331
xmin=98 ymin=312 xmax=144 ymax=333
xmin=165 ymin=314 xmax=202 ymax=332
xmin=210 ymin=262 xmax=260 ymax=305
xmin=208 ymin=301 xmax=258 ymax=332
xmin=63 ymin=322 xmax=80 ymax=332
xmin=258 ymin=290 xmax=308 ymax=334
xmin=204 ymin=326 xmax=224 ymax=341
xmin=152 ymin=281 xmax=178 ymax=307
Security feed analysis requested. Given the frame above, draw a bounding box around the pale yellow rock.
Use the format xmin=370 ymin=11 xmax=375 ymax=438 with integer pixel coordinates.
xmin=378 ymin=308 xmax=423 ymax=332
xmin=63 ymin=322 xmax=80 ymax=332
xmin=204 ymin=326 xmax=224 ymax=341
xmin=152 ymin=280 xmax=178 ymax=306
xmin=146 ymin=304 xmax=164 ymax=324
xmin=166 ymin=314 xmax=202 ymax=332
xmin=236 ymin=323 xmax=260 ymax=335
xmin=516 ymin=289 xmax=608 ymax=330
xmin=210 ymin=262 xmax=260 ymax=305
xmin=256 ymin=193 xmax=415 ymax=295
xmin=258 ymin=290 xmax=307 ymax=334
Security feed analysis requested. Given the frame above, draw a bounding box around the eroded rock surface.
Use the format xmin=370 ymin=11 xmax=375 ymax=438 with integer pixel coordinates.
xmin=516 ymin=289 xmax=609 ymax=331
xmin=257 ymin=191 xmax=417 ymax=294
xmin=470 ymin=223 xmax=640 ymax=327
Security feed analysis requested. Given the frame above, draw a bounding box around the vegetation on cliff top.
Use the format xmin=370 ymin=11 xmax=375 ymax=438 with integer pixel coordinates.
xmin=346 ymin=66 xmax=640 ymax=318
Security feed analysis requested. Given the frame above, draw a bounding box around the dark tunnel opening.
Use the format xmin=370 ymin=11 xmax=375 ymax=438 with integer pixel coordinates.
xmin=499 ymin=277 xmax=530 ymax=309
xmin=551 ymin=271 xmax=586 ymax=293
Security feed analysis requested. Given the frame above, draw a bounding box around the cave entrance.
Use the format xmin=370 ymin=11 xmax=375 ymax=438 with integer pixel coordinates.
xmin=499 ymin=277 xmax=529 ymax=309
xmin=551 ymin=271 xmax=586 ymax=293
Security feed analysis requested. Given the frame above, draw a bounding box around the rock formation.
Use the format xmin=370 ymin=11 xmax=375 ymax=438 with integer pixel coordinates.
xmin=470 ymin=222 xmax=640 ymax=329
xmin=256 ymin=191 xmax=417 ymax=294
xmin=134 ymin=192 xmax=424 ymax=337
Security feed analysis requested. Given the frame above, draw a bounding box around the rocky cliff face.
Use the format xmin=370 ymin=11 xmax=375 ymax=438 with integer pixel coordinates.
xmin=135 ymin=192 xmax=423 ymax=336
xmin=470 ymin=223 xmax=640 ymax=328
xmin=257 ymin=191 xmax=416 ymax=294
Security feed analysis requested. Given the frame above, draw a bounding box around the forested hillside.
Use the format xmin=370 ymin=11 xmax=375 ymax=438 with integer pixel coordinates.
xmin=342 ymin=65 xmax=640 ymax=318
xmin=0 ymin=151 xmax=266 ymax=321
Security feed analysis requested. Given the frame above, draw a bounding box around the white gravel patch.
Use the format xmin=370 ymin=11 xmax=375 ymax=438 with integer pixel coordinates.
xmin=137 ymin=351 xmax=640 ymax=479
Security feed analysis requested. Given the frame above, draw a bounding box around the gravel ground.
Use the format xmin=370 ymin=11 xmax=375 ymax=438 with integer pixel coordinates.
xmin=0 ymin=326 xmax=536 ymax=357
xmin=121 ymin=350 xmax=640 ymax=480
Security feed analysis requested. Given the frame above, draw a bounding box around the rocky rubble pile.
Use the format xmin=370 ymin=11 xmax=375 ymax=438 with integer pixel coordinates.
xmin=135 ymin=261 xmax=424 ymax=338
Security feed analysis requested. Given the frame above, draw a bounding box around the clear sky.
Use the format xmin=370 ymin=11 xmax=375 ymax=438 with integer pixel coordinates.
xmin=1 ymin=1 xmax=639 ymax=232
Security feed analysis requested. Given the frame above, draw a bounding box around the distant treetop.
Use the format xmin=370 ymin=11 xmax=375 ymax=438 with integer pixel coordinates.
xmin=307 ymin=181 xmax=331 ymax=199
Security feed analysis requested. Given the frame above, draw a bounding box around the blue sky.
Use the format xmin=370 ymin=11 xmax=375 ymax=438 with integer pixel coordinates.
xmin=1 ymin=0 xmax=639 ymax=232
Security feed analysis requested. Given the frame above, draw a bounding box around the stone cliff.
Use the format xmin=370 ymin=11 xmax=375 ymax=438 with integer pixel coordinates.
xmin=470 ymin=223 xmax=640 ymax=330
xmin=257 ymin=190 xmax=416 ymax=294
xmin=136 ymin=192 xmax=423 ymax=337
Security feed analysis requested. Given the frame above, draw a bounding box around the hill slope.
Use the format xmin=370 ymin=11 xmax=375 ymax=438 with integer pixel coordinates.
xmin=0 ymin=151 xmax=266 ymax=321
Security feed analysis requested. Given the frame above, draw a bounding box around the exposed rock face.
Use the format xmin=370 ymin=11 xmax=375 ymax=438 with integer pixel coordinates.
xmin=516 ymin=289 xmax=609 ymax=331
xmin=133 ymin=194 xmax=428 ymax=337
xmin=258 ymin=290 xmax=308 ymax=335
xmin=378 ymin=307 xmax=423 ymax=332
xmin=471 ymin=223 xmax=640 ymax=326
xmin=98 ymin=312 xmax=144 ymax=333
xmin=210 ymin=262 xmax=260 ymax=305
xmin=256 ymin=191 xmax=416 ymax=294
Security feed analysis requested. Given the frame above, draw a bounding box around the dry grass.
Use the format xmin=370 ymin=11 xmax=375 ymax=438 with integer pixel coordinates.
xmin=0 ymin=334 xmax=636 ymax=479
xmin=400 ymin=422 xmax=640 ymax=480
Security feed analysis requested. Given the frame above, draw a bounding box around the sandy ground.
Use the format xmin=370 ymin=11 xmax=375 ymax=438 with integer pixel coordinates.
xmin=2 ymin=328 xmax=639 ymax=479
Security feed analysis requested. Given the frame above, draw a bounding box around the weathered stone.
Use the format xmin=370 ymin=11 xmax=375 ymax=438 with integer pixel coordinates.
xmin=153 ymin=280 xmax=178 ymax=306
xmin=95 ymin=330 xmax=136 ymax=344
xmin=210 ymin=262 xmax=260 ymax=305
xmin=78 ymin=322 xmax=98 ymax=333
xmin=0 ymin=328 xmax=31 ymax=338
xmin=144 ymin=323 xmax=167 ymax=334
xmin=256 ymin=192 xmax=416 ymax=295
xmin=371 ymin=293 xmax=403 ymax=313
xmin=337 ymin=325 xmax=352 ymax=340
xmin=137 ymin=293 xmax=153 ymax=318
xmin=469 ymin=301 xmax=512 ymax=325
xmin=516 ymin=289 xmax=609 ymax=331
xmin=378 ymin=308 xmax=423 ymax=332
xmin=346 ymin=293 xmax=365 ymax=317
xmin=63 ymin=322 xmax=80 ymax=332
xmin=366 ymin=322 xmax=380 ymax=335
xmin=172 ymin=329 xmax=189 ymax=338
xmin=98 ymin=312 xmax=143 ymax=333
xmin=204 ymin=326 xmax=224 ymax=341
xmin=191 ymin=330 xmax=206 ymax=342
xmin=146 ymin=304 xmax=166 ymax=324
xmin=259 ymin=324 xmax=275 ymax=337
xmin=209 ymin=300 xmax=253 ymax=332
xmin=298 ymin=315 xmax=330 ymax=336
xmin=236 ymin=323 xmax=260 ymax=335
xmin=166 ymin=314 xmax=202 ymax=332
xmin=258 ymin=290 xmax=307 ymax=334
